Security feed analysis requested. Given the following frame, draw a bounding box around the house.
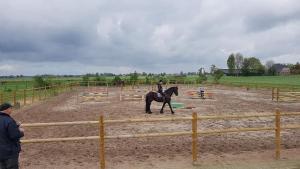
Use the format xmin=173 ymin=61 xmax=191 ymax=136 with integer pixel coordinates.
xmin=273 ymin=63 xmax=287 ymax=75
xmin=280 ymin=67 xmax=290 ymax=75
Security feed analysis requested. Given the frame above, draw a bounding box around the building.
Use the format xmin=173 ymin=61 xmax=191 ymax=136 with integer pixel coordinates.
xmin=218 ymin=69 xmax=242 ymax=76
xmin=280 ymin=67 xmax=290 ymax=75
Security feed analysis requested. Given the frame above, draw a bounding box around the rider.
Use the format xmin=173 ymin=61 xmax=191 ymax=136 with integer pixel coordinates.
xmin=157 ymin=80 xmax=166 ymax=101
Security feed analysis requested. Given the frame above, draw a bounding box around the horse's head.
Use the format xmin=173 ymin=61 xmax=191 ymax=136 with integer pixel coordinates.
xmin=174 ymin=86 xmax=178 ymax=96
xmin=164 ymin=86 xmax=179 ymax=97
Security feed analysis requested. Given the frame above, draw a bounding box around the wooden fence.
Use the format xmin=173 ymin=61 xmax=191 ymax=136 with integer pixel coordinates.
xmin=272 ymin=87 xmax=300 ymax=102
xmin=21 ymin=110 xmax=300 ymax=169
xmin=0 ymin=83 xmax=79 ymax=107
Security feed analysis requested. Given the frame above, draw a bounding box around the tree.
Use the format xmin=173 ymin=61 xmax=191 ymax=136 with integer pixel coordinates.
xmin=265 ymin=60 xmax=276 ymax=75
xmin=197 ymin=67 xmax=207 ymax=84
xmin=210 ymin=64 xmax=217 ymax=74
xmin=265 ymin=60 xmax=274 ymax=70
xmin=235 ymin=53 xmax=243 ymax=76
xmin=227 ymin=53 xmax=235 ymax=75
xmin=268 ymin=65 xmax=277 ymax=76
xmin=291 ymin=62 xmax=300 ymax=74
xmin=129 ymin=71 xmax=139 ymax=85
xmin=241 ymin=57 xmax=265 ymax=76
xmin=213 ymin=69 xmax=224 ymax=83
xmin=249 ymin=57 xmax=265 ymax=74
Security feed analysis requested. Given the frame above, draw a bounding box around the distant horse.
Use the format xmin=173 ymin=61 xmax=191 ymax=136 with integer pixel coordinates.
xmin=145 ymin=86 xmax=178 ymax=114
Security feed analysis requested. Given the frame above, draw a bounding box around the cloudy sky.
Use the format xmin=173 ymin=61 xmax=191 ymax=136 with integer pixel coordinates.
xmin=0 ymin=0 xmax=300 ymax=75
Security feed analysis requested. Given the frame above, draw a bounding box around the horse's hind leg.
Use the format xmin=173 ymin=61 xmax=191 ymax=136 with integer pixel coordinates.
xmin=146 ymin=100 xmax=152 ymax=114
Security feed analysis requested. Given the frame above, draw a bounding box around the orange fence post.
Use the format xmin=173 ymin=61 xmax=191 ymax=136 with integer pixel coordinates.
xmin=192 ymin=112 xmax=198 ymax=163
xmin=99 ymin=116 xmax=105 ymax=169
xmin=275 ymin=108 xmax=281 ymax=160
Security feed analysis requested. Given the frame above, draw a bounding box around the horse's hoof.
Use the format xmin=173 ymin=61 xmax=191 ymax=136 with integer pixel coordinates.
xmin=146 ymin=111 xmax=152 ymax=114
xmin=171 ymin=112 xmax=175 ymax=114
xmin=160 ymin=111 xmax=164 ymax=114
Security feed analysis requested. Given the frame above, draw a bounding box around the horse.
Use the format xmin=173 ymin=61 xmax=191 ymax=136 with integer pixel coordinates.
xmin=145 ymin=86 xmax=178 ymax=114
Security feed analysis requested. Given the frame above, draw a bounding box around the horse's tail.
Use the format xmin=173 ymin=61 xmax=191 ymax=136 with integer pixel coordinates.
xmin=145 ymin=93 xmax=149 ymax=111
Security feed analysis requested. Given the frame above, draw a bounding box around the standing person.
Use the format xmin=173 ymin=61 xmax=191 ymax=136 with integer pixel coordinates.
xmin=0 ymin=103 xmax=24 ymax=169
xmin=199 ymin=87 xmax=205 ymax=98
xmin=157 ymin=80 xmax=165 ymax=101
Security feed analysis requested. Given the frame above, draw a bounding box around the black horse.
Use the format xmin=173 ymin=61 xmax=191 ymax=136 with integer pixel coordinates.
xmin=145 ymin=86 xmax=178 ymax=114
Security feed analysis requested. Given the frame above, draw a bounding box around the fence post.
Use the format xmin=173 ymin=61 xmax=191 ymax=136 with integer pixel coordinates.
xmin=32 ymin=88 xmax=35 ymax=103
xmin=13 ymin=90 xmax=16 ymax=106
xmin=272 ymin=88 xmax=274 ymax=101
xmin=44 ymin=86 xmax=47 ymax=99
xmin=119 ymin=89 xmax=122 ymax=101
xmin=276 ymin=88 xmax=279 ymax=102
xmin=23 ymin=89 xmax=26 ymax=105
xmin=192 ymin=112 xmax=198 ymax=163
xmin=99 ymin=116 xmax=105 ymax=169
xmin=38 ymin=87 xmax=41 ymax=100
xmin=106 ymin=83 xmax=109 ymax=96
xmin=275 ymin=108 xmax=281 ymax=160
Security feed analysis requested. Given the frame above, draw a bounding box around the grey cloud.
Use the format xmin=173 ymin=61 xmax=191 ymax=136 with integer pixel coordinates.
xmin=0 ymin=0 xmax=300 ymax=75
xmin=244 ymin=11 xmax=300 ymax=32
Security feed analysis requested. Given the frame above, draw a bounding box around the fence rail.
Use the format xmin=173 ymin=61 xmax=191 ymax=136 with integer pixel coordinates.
xmin=272 ymin=87 xmax=300 ymax=102
xmin=21 ymin=111 xmax=300 ymax=169
xmin=0 ymin=83 xmax=79 ymax=107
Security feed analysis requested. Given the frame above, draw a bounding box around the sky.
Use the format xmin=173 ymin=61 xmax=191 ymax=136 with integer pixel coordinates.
xmin=0 ymin=0 xmax=300 ymax=75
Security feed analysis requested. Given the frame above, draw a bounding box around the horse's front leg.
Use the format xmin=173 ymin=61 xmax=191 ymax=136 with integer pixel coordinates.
xmin=160 ymin=102 xmax=166 ymax=114
xmin=167 ymin=101 xmax=175 ymax=114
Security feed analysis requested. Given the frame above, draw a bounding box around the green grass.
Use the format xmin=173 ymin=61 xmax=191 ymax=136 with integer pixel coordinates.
xmin=207 ymin=75 xmax=300 ymax=89
xmin=1 ymin=75 xmax=300 ymax=92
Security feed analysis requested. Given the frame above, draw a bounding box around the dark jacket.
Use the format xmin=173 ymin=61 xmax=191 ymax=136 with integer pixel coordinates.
xmin=157 ymin=82 xmax=163 ymax=94
xmin=0 ymin=112 xmax=24 ymax=160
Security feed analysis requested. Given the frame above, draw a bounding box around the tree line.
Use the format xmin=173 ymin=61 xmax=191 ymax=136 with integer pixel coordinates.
xmin=226 ymin=53 xmax=300 ymax=76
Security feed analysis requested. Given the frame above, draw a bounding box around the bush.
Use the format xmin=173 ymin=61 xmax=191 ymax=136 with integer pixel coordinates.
xmin=94 ymin=76 xmax=106 ymax=86
xmin=213 ymin=70 xmax=224 ymax=83
xmin=33 ymin=76 xmax=49 ymax=88
xmin=82 ymin=75 xmax=89 ymax=86
xmin=197 ymin=74 xmax=207 ymax=84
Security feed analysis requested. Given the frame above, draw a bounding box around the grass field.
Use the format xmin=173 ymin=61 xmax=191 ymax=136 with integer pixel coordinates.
xmin=210 ymin=75 xmax=300 ymax=89
xmin=1 ymin=75 xmax=300 ymax=92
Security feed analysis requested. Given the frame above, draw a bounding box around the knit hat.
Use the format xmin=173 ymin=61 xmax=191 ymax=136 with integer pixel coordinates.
xmin=0 ymin=103 xmax=13 ymax=111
